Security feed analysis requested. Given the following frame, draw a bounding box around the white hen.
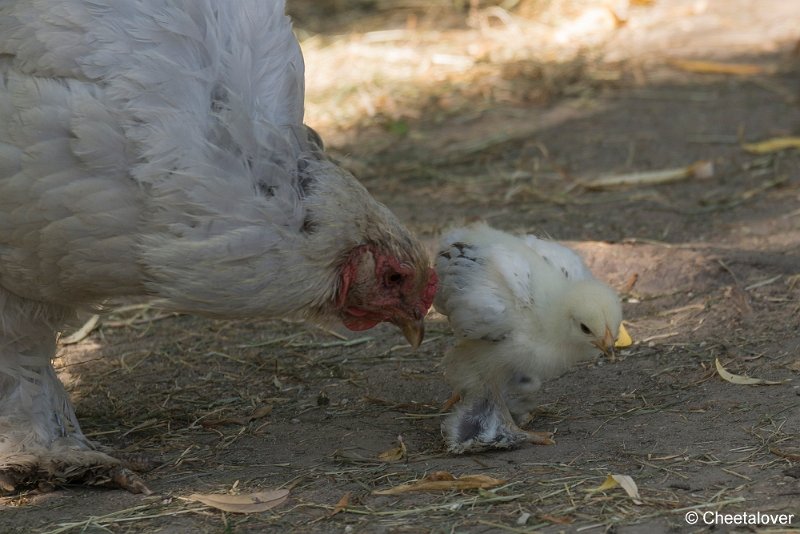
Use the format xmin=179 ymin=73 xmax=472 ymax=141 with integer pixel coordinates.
xmin=0 ymin=0 xmax=438 ymax=493
xmin=434 ymin=223 xmax=629 ymax=453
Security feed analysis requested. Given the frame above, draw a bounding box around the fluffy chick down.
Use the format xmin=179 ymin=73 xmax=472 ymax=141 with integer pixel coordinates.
xmin=434 ymin=223 xmax=629 ymax=453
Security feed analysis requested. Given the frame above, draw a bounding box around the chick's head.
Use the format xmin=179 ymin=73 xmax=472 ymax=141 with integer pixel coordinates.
xmin=563 ymin=280 xmax=623 ymax=357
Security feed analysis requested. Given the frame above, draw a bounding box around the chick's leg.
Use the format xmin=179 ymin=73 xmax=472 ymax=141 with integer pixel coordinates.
xmin=487 ymin=383 xmax=556 ymax=447
xmin=440 ymin=391 xmax=461 ymax=412
xmin=503 ymin=372 xmax=554 ymax=445
xmin=0 ymin=290 xmax=150 ymax=494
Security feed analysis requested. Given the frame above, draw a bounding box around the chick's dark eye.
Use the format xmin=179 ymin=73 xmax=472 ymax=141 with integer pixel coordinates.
xmin=580 ymin=323 xmax=592 ymax=335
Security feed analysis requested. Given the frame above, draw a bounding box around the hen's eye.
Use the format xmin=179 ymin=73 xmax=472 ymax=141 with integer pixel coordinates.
xmin=580 ymin=323 xmax=592 ymax=335
xmin=385 ymin=272 xmax=404 ymax=286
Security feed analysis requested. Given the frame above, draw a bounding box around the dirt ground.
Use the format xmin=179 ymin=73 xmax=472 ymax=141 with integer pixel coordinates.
xmin=4 ymin=0 xmax=800 ymax=532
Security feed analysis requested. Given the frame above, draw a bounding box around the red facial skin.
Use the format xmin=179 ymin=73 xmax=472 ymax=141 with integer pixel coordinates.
xmin=337 ymin=247 xmax=437 ymax=331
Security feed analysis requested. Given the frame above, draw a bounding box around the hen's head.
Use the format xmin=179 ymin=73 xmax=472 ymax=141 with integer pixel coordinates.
xmin=563 ymin=280 xmax=623 ymax=357
xmin=296 ymin=143 xmax=437 ymax=347
xmin=337 ymin=243 xmax=437 ymax=347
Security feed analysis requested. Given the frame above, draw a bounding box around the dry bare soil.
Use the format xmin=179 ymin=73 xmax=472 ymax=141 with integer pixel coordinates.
xmin=4 ymin=1 xmax=800 ymax=532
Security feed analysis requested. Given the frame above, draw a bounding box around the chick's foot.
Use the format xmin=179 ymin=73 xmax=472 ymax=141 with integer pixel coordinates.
xmin=442 ymin=396 xmax=529 ymax=453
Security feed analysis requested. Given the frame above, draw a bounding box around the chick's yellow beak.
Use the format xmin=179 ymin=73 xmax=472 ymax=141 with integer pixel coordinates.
xmin=615 ymin=323 xmax=632 ymax=348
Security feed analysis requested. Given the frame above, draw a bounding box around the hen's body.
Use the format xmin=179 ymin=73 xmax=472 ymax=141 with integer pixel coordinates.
xmin=0 ymin=0 xmax=434 ymax=492
xmin=435 ymin=224 xmax=624 ymax=453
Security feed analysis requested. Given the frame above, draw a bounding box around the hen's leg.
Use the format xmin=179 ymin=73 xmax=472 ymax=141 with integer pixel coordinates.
xmin=0 ymin=290 xmax=150 ymax=494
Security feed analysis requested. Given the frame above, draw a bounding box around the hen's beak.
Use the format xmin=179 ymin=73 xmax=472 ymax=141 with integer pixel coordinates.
xmin=397 ymin=317 xmax=425 ymax=348
xmin=615 ymin=323 xmax=632 ymax=348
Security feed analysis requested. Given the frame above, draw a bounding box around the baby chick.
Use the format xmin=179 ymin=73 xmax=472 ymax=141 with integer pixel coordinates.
xmin=434 ymin=223 xmax=630 ymax=453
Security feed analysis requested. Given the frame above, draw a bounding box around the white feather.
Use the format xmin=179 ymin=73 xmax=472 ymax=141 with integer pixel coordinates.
xmin=522 ymin=235 xmax=593 ymax=281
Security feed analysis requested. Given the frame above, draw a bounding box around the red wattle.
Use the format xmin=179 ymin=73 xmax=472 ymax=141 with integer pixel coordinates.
xmin=342 ymin=316 xmax=380 ymax=331
xmin=422 ymin=267 xmax=438 ymax=311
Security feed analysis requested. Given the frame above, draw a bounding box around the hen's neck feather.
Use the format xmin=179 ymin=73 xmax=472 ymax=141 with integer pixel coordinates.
xmin=0 ymin=1 xmax=428 ymax=324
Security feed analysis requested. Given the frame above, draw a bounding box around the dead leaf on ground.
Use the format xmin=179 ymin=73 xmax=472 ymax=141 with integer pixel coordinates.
xmin=586 ymin=474 xmax=643 ymax=505
xmin=621 ymin=272 xmax=639 ymax=294
xmin=373 ymin=471 xmax=506 ymax=495
xmin=188 ymin=489 xmax=289 ymax=514
xmin=724 ymin=285 xmax=753 ymax=316
xmin=329 ymin=491 xmax=351 ymax=516
xmin=582 ymin=160 xmax=713 ymax=190
xmin=667 ymin=58 xmax=771 ymax=76
xmin=715 ymin=358 xmax=786 ymax=386
xmin=769 ymin=447 xmax=800 ymax=461
xmin=538 ymin=513 xmax=574 ymax=524
xmin=250 ymin=405 xmax=274 ymax=420
xmin=201 ymin=405 xmax=273 ymax=427
xmin=742 ymin=136 xmax=800 ymax=154
xmin=377 ymin=435 xmax=407 ymax=462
